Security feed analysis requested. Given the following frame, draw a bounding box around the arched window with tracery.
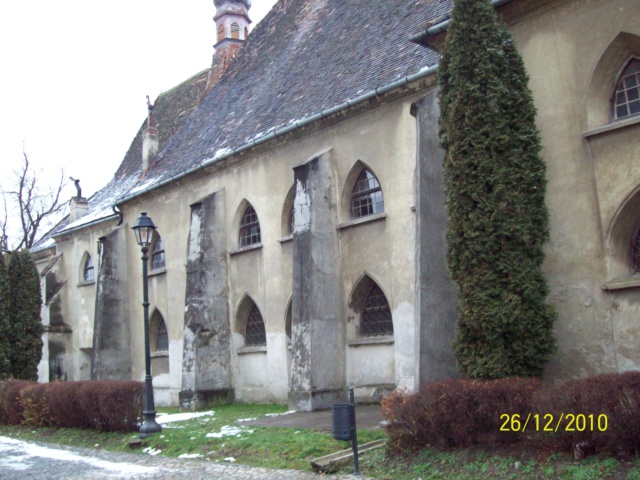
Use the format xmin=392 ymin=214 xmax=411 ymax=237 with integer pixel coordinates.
xmin=360 ymin=283 xmax=393 ymax=337
xmin=155 ymin=317 xmax=169 ymax=352
xmin=245 ymin=304 xmax=266 ymax=346
xmin=614 ymin=58 xmax=640 ymax=120
xmin=151 ymin=235 xmax=165 ymax=270
xmin=83 ymin=254 xmax=94 ymax=283
xmin=239 ymin=204 xmax=261 ymax=247
xmin=351 ymin=169 xmax=384 ymax=218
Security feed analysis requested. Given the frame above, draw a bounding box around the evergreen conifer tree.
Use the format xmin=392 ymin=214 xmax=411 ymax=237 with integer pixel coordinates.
xmin=438 ymin=0 xmax=556 ymax=378
xmin=8 ymin=250 xmax=43 ymax=380
xmin=0 ymin=257 xmax=11 ymax=379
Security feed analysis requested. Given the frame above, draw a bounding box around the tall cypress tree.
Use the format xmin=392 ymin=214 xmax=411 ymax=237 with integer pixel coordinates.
xmin=8 ymin=250 xmax=43 ymax=380
xmin=0 ymin=256 xmax=11 ymax=379
xmin=438 ymin=0 xmax=556 ymax=378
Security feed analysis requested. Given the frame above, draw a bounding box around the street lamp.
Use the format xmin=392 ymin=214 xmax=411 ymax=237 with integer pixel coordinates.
xmin=132 ymin=212 xmax=162 ymax=439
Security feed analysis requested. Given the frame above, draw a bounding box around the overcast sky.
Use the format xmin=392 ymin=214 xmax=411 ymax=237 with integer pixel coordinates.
xmin=0 ymin=1 xmax=278 ymax=206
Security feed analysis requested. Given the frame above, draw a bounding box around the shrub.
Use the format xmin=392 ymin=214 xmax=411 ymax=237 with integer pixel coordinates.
xmin=47 ymin=381 xmax=90 ymax=429
xmin=78 ymin=381 xmax=143 ymax=432
xmin=20 ymin=383 xmax=52 ymax=427
xmin=382 ymin=377 xmax=542 ymax=453
xmin=0 ymin=380 xmax=143 ymax=432
xmin=533 ymin=371 xmax=640 ymax=455
xmin=0 ymin=380 xmax=35 ymax=424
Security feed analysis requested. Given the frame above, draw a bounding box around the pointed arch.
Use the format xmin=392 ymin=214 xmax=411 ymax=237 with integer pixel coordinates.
xmin=79 ymin=251 xmax=94 ymax=284
xmin=234 ymin=200 xmax=262 ymax=247
xmin=613 ymin=57 xmax=640 ymax=120
xmin=606 ymin=184 xmax=640 ymax=278
xmin=234 ymin=294 xmax=266 ymax=347
xmin=586 ymin=32 xmax=640 ymax=128
xmin=342 ymin=160 xmax=385 ymax=220
xmin=150 ymin=308 xmax=169 ymax=352
xmin=150 ymin=233 xmax=166 ymax=270
xmin=281 ymin=184 xmax=295 ymax=237
xmin=348 ymin=273 xmax=393 ymax=337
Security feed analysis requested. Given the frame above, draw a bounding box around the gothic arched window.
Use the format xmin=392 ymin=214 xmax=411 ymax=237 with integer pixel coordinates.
xmin=239 ymin=205 xmax=261 ymax=247
xmin=245 ymin=304 xmax=266 ymax=346
xmin=360 ymin=283 xmax=393 ymax=337
xmin=614 ymin=58 xmax=640 ymax=120
xmin=155 ymin=318 xmax=169 ymax=352
xmin=151 ymin=236 xmax=165 ymax=270
xmin=351 ymin=169 xmax=384 ymax=219
xmin=83 ymin=255 xmax=94 ymax=283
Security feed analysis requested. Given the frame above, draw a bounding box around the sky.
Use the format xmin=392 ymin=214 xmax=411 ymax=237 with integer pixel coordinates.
xmin=0 ymin=1 xmax=278 ymax=209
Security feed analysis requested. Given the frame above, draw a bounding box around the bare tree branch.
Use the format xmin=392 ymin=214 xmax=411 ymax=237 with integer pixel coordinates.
xmin=3 ymin=149 xmax=69 ymax=251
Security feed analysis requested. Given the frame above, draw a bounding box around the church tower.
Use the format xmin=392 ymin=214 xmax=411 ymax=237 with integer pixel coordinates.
xmin=206 ymin=0 xmax=252 ymax=91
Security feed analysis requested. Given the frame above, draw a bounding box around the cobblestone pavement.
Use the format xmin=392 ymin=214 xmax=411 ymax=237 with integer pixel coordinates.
xmin=0 ymin=436 xmax=373 ymax=480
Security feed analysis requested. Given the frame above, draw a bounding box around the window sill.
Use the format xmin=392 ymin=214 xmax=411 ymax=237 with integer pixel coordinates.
xmin=278 ymin=235 xmax=293 ymax=244
xmin=229 ymin=243 xmax=263 ymax=256
xmin=149 ymin=268 xmax=167 ymax=277
xmin=348 ymin=335 xmax=394 ymax=347
xmin=77 ymin=280 xmax=95 ymax=288
xmin=151 ymin=351 xmax=169 ymax=358
xmin=337 ymin=213 xmax=387 ymax=231
xmin=583 ymin=115 xmax=640 ymax=139
xmin=602 ymin=276 xmax=640 ymax=291
xmin=237 ymin=345 xmax=267 ymax=355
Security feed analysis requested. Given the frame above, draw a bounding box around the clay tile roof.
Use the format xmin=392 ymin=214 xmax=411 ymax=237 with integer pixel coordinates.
xmin=129 ymin=0 xmax=450 ymax=193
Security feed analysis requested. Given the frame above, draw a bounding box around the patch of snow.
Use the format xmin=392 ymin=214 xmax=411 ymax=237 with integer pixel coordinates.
xmin=0 ymin=436 xmax=159 ymax=476
xmin=156 ymin=410 xmax=215 ymax=424
xmin=206 ymin=425 xmax=254 ymax=438
xmin=178 ymin=453 xmax=204 ymax=459
xmin=236 ymin=417 xmax=257 ymax=423
xmin=142 ymin=447 xmax=162 ymax=456
xmin=264 ymin=411 xmax=295 ymax=417
xmin=224 ymin=457 xmax=236 ymax=462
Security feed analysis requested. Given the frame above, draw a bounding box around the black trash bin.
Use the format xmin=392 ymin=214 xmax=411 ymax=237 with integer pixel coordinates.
xmin=332 ymin=403 xmax=355 ymax=441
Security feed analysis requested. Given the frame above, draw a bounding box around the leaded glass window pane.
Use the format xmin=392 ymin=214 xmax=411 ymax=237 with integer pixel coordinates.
xmin=239 ymin=205 xmax=261 ymax=247
xmin=614 ymin=59 xmax=640 ymax=120
xmin=83 ymin=256 xmax=94 ymax=283
xmin=245 ymin=305 xmax=266 ymax=346
xmin=152 ymin=237 xmax=165 ymax=270
xmin=156 ymin=320 xmax=169 ymax=351
xmin=351 ymin=170 xmax=384 ymax=218
xmin=360 ymin=284 xmax=393 ymax=337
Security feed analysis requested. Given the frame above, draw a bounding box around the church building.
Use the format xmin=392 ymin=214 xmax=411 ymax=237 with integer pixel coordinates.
xmin=33 ymin=0 xmax=640 ymax=410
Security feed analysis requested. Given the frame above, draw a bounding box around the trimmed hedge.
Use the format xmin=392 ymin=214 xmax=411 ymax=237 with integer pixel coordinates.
xmin=0 ymin=380 xmax=143 ymax=432
xmin=382 ymin=372 xmax=640 ymax=458
xmin=382 ymin=377 xmax=542 ymax=452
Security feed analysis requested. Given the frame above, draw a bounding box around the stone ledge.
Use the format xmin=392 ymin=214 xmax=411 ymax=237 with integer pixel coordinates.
xmin=229 ymin=243 xmax=263 ymax=256
xmin=337 ymin=213 xmax=387 ymax=231
xmin=347 ymin=336 xmax=394 ymax=347
xmin=602 ymin=276 xmax=640 ymax=291
xmin=584 ymin=115 xmax=640 ymax=138
xmin=237 ymin=345 xmax=267 ymax=355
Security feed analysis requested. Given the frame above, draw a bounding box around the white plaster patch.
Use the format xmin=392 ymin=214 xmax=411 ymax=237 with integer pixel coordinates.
xmin=187 ymin=212 xmax=202 ymax=262
xmin=0 ymin=436 xmax=159 ymax=476
xmin=392 ymin=301 xmax=416 ymax=392
xmin=293 ymin=178 xmax=311 ymax=234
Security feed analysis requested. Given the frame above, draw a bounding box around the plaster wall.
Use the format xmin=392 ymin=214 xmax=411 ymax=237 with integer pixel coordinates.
xmin=504 ymin=0 xmax=640 ymax=377
xmin=121 ymin=96 xmax=419 ymax=405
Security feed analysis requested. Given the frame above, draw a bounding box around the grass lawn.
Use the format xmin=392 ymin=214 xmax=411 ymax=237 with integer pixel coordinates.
xmin=1 ymin=403 xmax=639 ymax=479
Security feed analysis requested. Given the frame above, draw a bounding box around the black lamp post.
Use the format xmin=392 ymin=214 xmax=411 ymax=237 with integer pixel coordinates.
xmin=132 ymin=212 xmax=162 ymax=439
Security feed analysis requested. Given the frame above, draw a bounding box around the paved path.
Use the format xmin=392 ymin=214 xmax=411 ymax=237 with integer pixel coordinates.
xmin=0 ymin=436 xmax=372 ymax=480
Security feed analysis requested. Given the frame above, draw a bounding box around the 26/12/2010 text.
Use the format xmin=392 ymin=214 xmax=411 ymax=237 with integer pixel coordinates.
xmin=499 ymin=413 xmax=608 ymax=432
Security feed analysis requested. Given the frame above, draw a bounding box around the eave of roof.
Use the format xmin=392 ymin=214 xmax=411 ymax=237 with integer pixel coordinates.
xmin=116 ymin=63 xmax=440 ymax=205
xmin=410 ymin=0 xmax=516 ymax=49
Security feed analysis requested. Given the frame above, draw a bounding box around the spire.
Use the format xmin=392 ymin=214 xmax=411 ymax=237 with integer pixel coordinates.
xmin=206 ymin=0 xmax=252 ymax=91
